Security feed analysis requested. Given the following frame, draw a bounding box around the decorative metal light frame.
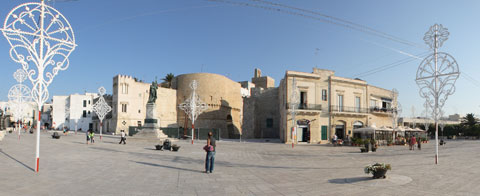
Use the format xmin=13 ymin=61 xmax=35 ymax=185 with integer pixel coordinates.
xmin=290 ymin=77 xmax=299 ymax=148
xmin=92 ymin=86 xmax=111 ymax=140
xmin=422 ymin=102 xmax=430 ymax=134
xmin=416 ymin=24 xmax=459 ymax=165
xmin=1 ymin=1 xmax=77 ymax=172
xmin=9 ymin=69 xmax=32 ymax=139
xmin=391 ymin=89 xmax=402 ymax=128
xmin=438 ymin=109 xmax=446 ymax=140
xmin=178 ymin=80 xmax=208 ymax=144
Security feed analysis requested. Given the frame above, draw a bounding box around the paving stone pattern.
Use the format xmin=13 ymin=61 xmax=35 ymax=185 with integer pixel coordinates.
xmin=1 ymin=131 xmax=480 ymax=196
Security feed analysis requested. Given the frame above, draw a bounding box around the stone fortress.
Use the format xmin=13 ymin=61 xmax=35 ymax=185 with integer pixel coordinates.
xmin=87 ymin=67 xmax=398 ymax=143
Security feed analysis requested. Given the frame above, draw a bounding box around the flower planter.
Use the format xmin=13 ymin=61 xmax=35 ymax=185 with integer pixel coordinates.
xmin=172 ymin=145 xmax=180 ymax=151
xmin=372 ymin=169 xmax=387 ymax=179
xmin=155 ymin=145 xmax=163 ymax=150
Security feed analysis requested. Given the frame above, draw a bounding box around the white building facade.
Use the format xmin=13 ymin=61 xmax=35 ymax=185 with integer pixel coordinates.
xmin=52 ymin=93 xmax=98 ymax=131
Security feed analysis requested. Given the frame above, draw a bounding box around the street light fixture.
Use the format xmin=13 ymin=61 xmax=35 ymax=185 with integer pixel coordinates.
xmin=92 ymin=86 xmax=111 ymax=141
xmin=1 ymin=1 xmax=77 ymax=172
xmin=416 ymin=24 xmax=459 ymax=165
xmin=178 ymin=80 xmax=208 ymax=144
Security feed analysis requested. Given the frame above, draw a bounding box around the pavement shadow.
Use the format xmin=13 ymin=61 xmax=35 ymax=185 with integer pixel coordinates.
xmin=329 ymin=177 xmax=373 ymax=184
xmin=131 ymin=160 xmax=204 ymax=173
xmin=144 ymin=147 xmax=163 ymax=151
xmin=0 ymin=149 xmax=34 ymax=172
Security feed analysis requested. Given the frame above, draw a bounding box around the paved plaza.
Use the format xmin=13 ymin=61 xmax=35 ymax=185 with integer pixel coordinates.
xmin=1 ymin=131 xmax=480 ymax=196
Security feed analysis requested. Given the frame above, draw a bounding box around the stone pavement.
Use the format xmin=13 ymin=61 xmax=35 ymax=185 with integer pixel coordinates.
xmin=1 ymin=130 xmax=480 ymax=196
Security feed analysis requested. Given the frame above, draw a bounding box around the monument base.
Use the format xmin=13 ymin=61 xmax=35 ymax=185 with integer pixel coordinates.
xmin=133 ymin=128 xmax=168 ymax=139
xmin=132 ymin=102 xmax=168 ymax=140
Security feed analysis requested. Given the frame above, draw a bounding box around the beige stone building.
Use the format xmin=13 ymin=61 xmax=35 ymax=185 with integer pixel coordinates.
xmin=173 ymin=73 xmax=243 ymax=138
xmin=111 ymin=75 xmax=177 ymax=134
xmin=279 ymin=68 xmax=397 ymax=144
xmin=110 ymin=73 xmax=243 ymax=138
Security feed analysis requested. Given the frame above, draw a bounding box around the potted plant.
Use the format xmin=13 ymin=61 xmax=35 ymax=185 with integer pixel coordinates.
xmin=364 ymin=163 xmax=391 ymax=179
xmin=172 ymin=144 xmax=181 ymax=151
xmin=155 ymin=144 xmax=163 ymax=150
xmin=357 ymin=139 xmax=363 ymax=146
xmin=360 ymin=147 xmax=367 ymax=153
xmin=387 ymin=139 xmax=393 ymax=146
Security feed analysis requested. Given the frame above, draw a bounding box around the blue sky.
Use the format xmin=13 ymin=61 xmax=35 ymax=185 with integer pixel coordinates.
xmin=1 ymin=0 xmax=479 ymax=117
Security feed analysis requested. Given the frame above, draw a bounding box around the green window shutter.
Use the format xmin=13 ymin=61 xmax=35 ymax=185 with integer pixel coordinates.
xmin=321 ymin=126 xmax=327 ymax=140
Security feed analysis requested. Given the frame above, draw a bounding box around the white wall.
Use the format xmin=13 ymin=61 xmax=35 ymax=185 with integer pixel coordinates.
xmin=52 ymin=93 xmax=98 ymax=131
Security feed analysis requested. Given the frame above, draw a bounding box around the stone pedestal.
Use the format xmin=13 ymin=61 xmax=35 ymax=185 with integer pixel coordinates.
xmin=135 ymin=103 xmax=167 ymax=139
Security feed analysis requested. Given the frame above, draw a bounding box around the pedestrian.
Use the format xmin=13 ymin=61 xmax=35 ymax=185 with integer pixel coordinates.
xmin=86 ymin=130 xmax=90 ymax=144
xmin=410 ymin=135 xmax=416 ymax=151
xmin=205 ymin=131 xmax=216 ymax=174
xmin=119 ymin=130 xmax=126 ymax=145
xmin=417 ymin=137 xmax=422 ymax=150
xmin=408 ymin=136 xmax=412 ymax=150
xmin=332 ymin=134 xmax=338 ymax=147
xmin=89 ymin=130 xmax=95 ymax=144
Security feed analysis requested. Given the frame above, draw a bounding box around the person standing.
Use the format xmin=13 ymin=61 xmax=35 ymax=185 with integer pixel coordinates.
xmin=410 ymin=135 xmax=416 ymax=151
xmin=119 ymin=130 xmax=126 ymax=145
xmin=89 ymin=130 xmax=95 ymax=144
xmin=332 ymin=134 xmax=338 ymax=147
xmin=417 ymin=137 xmax=422 ymax=150
xmin=205 ymin=132 xmax=216 ymax=174
xmin=86 ymin=130 xmax=90 ymax=144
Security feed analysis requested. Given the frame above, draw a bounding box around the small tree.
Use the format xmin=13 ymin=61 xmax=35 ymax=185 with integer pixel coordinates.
xmin=162 ymin=73 xmax=175 ymax=88
xmin=461 ymin=113 xmax=477 ymax=127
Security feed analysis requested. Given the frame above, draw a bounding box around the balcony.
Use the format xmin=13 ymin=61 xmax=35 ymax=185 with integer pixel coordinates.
xmin=286 ymin=103 xmax=322 ymax=111
xmin=370 ymin=107 xmax=396 ymax=114
xmin=330 ymin=105 xmax=368 ymax=114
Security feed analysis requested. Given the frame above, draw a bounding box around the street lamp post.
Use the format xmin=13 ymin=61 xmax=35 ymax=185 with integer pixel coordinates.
xmin=416 ymin=24 xmax=460 ymax=164
xmin=290 ymin=77 xmax=299 ymax=148
xmin=1 ymin=1 xmax=77 ymax=172
xmin=391 ymin=89 xmax=402 ymax=141
xmin=178 ymin=80 xmax=208 ymax=144
xmin=92 ymin=86 xmax=112 ymax=141
xmin=416 ymin=24 xmax=459 ymax=165
xmin=9 ymin=69 xmax=32 ymax=140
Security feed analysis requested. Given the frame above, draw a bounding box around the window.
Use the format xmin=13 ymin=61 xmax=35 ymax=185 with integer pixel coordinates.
xmin=337 ymin=95 xmax=343 ymax=112
xmin=370 ymin=99 xmax=377 ymax=108
xmin=321 ymin=126 xmax=328 ymax=140
xmin=88 ymin=111 xmax=91 ymax=115
xmin=322 ymin=89 xmax=327 ymax=101
xmin=82 ymin=110 xmax=87 ymax=117
xmin=83 ymin=100 xmax=87 ymax=107
xmin=300 ymin=91 xmax=307 ymax=108
xmin=137 ymin=121 xmax=142 ymax=127
xmin=381 ymin=98 xmax=392 ymax=109
xmin=355 ymin=97 xmax=360 ymax=113
xmin=121 ymin=83 xmax=129 ymax=94
xmin=138 ymin=110 xmax=141 ymax=113
xmin=266 ymin=118 xmax=273 ymax=128
xmin=88 ymin=100 xmax=91 ymax=104
xmin=121 ymin=103 xmax=127 ymax=113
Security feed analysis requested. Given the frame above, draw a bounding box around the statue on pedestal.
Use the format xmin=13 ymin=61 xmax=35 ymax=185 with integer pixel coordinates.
xmin=134 ymin=78 xmax=167 ymax=140
xmin=148 ymin=79 xmax=158 ymax=103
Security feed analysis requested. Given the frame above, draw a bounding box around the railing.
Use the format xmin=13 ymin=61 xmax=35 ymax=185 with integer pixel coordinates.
xmin=330 ymin=105 xmax=369 ymax=114
xmin=370 ymin=107 xmax=396 ymax=114
xmin=286 ymin=103 xmax=322 ymax=110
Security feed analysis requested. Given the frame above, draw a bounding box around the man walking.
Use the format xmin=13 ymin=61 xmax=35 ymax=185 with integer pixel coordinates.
xmin=119 ymin=130 xmax=126 ymax=145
